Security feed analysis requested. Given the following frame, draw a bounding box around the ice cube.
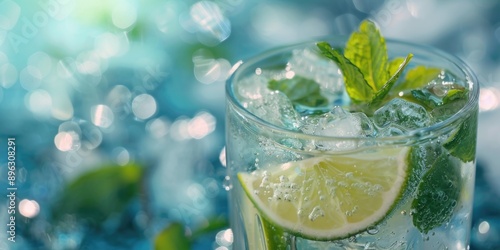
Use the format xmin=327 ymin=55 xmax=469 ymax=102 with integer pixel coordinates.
xmin=236 ymin=73 xmax=269 ymax=101
xmin=288 ymin=47 xmax=344 ymax=96
xmin=300 ymin=107 xmax=369 ymax=151
xmin=245 ymin=91 xmax=302 ymax=130
xmin=373 ymin=98 xmax=431 ymax=131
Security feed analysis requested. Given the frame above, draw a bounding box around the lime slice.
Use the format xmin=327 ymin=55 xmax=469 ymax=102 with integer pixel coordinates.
xmin=237 ymin=147 xmax=410 ymax=240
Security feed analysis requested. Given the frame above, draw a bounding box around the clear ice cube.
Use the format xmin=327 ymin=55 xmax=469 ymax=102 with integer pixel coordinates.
xmin=373 ymin=98 xmax=431 ymax=131
xmin=246 ymin=91 xmax=302 ymax=130
xmin=288 ymin=48 xmax=344 ymax=96
xmin=300 ymin=107 xmax=372 ymax=151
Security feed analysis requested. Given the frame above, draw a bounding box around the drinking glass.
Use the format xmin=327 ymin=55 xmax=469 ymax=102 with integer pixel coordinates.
xmin=225 ymin=37 xmax=479 ymax=249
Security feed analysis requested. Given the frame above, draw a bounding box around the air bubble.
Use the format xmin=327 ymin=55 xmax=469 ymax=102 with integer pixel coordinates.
xmin=279 ymin=175 xmax=289 ymax=183
xmin=223 ymin=176 xmax=232 ymax=191
xmin=308 ymin=206 xmax=324 ymax=221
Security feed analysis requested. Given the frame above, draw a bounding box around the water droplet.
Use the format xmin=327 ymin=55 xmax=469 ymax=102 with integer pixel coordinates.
xmin=223 ymin=176 xmax=232 ymax=191
xmin=367 ymin=226 xmax=379 ymax=235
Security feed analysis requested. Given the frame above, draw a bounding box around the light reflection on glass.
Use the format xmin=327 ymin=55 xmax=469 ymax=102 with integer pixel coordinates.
xmin=219 ymin=147 xmax=226 ymax=167
xmin=19 ymin=199 xmax=40 ymax=219
xmin=187 ymin=111 xmax=216 ymax=139
xmin=132 ymin=94 xmax=157 ymax=120
xmin=91 ymin=104 xmax=114 ymax=128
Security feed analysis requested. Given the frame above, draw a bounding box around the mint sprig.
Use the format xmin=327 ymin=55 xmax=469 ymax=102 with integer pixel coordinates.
xmin=317 ymin=20 xmax=412 ymax=111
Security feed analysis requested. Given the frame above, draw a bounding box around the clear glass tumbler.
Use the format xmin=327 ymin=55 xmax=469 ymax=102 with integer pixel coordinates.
xmin=225 ymin=37 xmax=479 ymax=249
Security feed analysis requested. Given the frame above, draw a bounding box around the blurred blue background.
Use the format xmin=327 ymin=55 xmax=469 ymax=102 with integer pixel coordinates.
xmin=0 ymin=0 xmax=499 ymax=249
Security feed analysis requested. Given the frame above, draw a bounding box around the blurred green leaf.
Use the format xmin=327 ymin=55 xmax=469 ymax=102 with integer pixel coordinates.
xmin=52 ymin=164 xmax=144 ymax=226
xmin=155 ymin=222 xmax=191 ymax=250
xmin=155 ymin=217 xmax=229 ymax=250
xmin=191 ymin=216 xmax=229 ymax=239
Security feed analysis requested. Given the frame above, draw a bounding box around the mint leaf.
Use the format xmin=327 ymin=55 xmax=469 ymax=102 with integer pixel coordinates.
xmin=268 ymin=76 xmax=328 ymax=107
xmin=388 ymin=57 xmax=406 ymax=76
xmin=443 ymin=88 xmax=467 ymax=104
xmin=370 ymin=53 xmax=413 ymax=108
xmin=52 ymin=164 xmax=143 ymax=226
xmin=411 ymin=153 xmax=461 ymax=233
xmin=443 ymin=108 xmax=478 ymax=162
xmin=345 ymin=20 xmax=389 ymax=90
xmin=393 ymin=66 xmax=442 ymax=93
xmin=317 ymin=42 xmax=374 ymax=102
xmin=154 ymin=222 xmax=191 ymax=250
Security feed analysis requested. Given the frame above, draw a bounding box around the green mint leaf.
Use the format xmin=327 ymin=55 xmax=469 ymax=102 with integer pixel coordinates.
xmin=388 ymin=57 xmax=406 ymax=76
xmin=345 ymin=20 xmax=389 ymax=90
xmin=317 ymin=41 xmax=374 ymax=102
xmin=52 ymin=164 xmax=143 ymax=227
xmin=370 ymin=53 xmax=413 ymax=108
xmin=443 ymin=88 xmax=467 ymax=104
xmin=411 ymin=153 xmax=461 ymax=233
xmin=154 ymin=222 xmax=191 ymax=250
xmin=268 ymin=76 xmax=328 ymax=107
xmin=443 ymin=108 xmax=478 ymax=162
xmin=393 ymin=66 xmax=442 ymax=93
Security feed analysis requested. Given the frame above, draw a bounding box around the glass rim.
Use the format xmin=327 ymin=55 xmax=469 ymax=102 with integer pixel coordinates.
xmin=225 ymin=37 xmax=480 ymax=144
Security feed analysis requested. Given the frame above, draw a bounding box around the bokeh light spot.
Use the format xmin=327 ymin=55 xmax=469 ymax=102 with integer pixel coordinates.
xmin=190 ymin=1 xmax=231 ymax=44
xmin=27 ymin=89 xmax=52 ymax=116
xmin=91 ymin=104 xmax=114 ymax=128
xmin=28 ymin=51 xmax=53 ymax=78
xmin=132 ymin=94 xmax=157 ymax=120
xmin=215 ymin=229 xmax=233 ymax=247
xmin=0 ymin=0 xmax=21 ymax=30
xmin=0 ymin=63 xmax=18 ymax=88
xmin=54 ymin=131 xmax=79 ymax=152
xmin=95 ymin=33 xmax=121 ymax=58
xmin=147 ymin=117 xmax=170 ymax=138
xmin=19 ymin=199 xmax=40 ymax=218
xmin=479 ymin=87 xmax=500 ymax=112
xmin=20 ymin=66 xmax=43 ymax=91
xmin=113 ymin=147 xmax=130 ymax=166
xmin=187 ymin=111 xmax=216 ymax=139
xmin=112 ymin=1 xmax=137 ymax=30
xmin=479 ymin=221 xmax=490 ymax=234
